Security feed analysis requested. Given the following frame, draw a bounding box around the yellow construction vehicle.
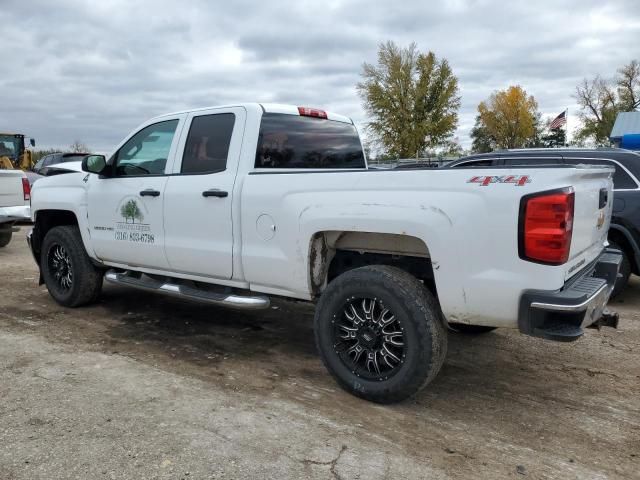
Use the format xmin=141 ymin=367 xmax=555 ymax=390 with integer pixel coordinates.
xmin=0 ymin=133 xmax=36 ymax=170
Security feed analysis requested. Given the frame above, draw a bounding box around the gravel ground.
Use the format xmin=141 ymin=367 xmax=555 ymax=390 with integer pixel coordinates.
xmin=1 ymin=228 xmax=639 ymax=479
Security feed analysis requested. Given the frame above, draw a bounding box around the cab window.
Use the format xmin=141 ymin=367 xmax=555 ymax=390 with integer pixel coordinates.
xmin=255 ymin=113 xmax=365 ymax=169
xmin=114 ymin=120 xmax=178 ymax=176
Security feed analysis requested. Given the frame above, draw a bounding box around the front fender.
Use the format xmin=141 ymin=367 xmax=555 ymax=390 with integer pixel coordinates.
xmin=31 ymin=173 xmax=97 ymax=260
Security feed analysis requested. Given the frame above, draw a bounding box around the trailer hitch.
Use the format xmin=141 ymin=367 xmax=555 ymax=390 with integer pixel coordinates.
xmin=586 ymin=308 xmax=619 ymax=330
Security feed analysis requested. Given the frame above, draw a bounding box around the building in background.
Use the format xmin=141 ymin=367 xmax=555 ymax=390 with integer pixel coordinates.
xmin=611 ymin=112 xmax=640 ymax=150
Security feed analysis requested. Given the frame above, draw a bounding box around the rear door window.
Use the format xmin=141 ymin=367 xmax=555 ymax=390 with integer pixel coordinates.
xmin=255 ymin=113 xmax=365 ymax=169
xmin=565 ymin=159 xmax=638 ymax=189
xmin=181 ymin=113 xmax=235 ymax=174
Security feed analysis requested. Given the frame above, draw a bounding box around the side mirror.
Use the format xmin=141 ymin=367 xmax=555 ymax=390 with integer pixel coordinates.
xmin=82 ymin=154 xmax=107 ymax=175
xmin=30 ymin=138 xmax=36 ymax=147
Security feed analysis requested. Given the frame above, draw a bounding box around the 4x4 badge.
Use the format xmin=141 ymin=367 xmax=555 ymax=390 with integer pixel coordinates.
xmin=468 ymin=175 xmax=531 ymax=186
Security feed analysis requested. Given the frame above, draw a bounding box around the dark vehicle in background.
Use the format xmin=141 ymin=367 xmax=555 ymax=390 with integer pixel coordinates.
xmin=447 ymin=148 xmax=640 ymax=296
xmin=32 ymin=152 xmax=89 ymax=175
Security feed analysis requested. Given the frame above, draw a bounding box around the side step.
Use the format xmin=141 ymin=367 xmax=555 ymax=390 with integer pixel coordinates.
xmin=533 ymin=323 xmax=584 ymax=342
xmin=104 ymin=270 xmax=270 ymax=310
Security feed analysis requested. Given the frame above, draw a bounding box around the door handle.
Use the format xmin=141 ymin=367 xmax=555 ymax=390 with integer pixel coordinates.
xmin=202 ymin=189 xmax=228 ymax=198
xmin=140 ymin=189 xmax=160 ymax=197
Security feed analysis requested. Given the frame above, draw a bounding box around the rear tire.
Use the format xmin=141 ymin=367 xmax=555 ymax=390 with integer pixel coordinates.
xmin=314 ymin=265 xmax=447 ymax=404
xmin=41 ymin=225 xmax=103 ymax=307
xmin=449 ymin=324 xmax=497 ymax=334
xmin=610 ymin=242 xmax=631 ymax=298
xmin=0 ymin=230 xmax=12 ymax=248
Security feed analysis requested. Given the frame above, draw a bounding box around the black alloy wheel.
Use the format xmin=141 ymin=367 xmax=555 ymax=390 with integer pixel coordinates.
xmin=333 ymin=297 xmax=405 ymax=381
xmin=47 ymin=243 xmax=74 ymax=292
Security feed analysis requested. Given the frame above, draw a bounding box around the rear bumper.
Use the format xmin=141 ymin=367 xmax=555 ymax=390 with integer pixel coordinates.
xmin=0 ymin=205 xmax=31 ymax=224
xmin=518 ymin=249 xmax=622 ymax=342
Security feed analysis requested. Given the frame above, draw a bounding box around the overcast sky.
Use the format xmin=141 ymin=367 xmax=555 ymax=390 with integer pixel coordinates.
xmin=1 ymin=0 xmax=638 ymax=153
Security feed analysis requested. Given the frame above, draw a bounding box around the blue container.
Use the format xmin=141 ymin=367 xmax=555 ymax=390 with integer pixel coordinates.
xmin=621 ymin=134 xmax=640 ymax=150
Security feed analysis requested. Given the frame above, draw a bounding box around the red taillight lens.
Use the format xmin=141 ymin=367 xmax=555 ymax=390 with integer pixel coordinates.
xmin=22 ymin=177 xmax=31 ymax=201
xmin=520 ymin=190 xmax=574 ymax=265
xmin=297 ymin=106 xmax=327 ymax=119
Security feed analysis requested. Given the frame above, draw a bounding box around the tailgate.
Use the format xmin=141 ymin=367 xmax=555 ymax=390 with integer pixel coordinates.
xmin=0 ymin=170 xmax=26 ymax=207
xmin=564 ymin=165 xmax=614 ymax=280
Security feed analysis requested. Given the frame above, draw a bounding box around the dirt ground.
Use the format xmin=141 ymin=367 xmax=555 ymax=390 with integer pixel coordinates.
xmin=0 ymin=228 xmax=638 ymax=480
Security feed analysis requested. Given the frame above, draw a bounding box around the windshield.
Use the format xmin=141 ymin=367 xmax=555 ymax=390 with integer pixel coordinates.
xmin=0 ymin=134 xmax=22 ymax=160
xmin=59 ymin=155 xmax=87 ymax=164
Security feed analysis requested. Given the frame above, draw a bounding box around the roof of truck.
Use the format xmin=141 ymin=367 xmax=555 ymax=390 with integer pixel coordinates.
xmin=150 ymin=103 xmax=354 ymax=124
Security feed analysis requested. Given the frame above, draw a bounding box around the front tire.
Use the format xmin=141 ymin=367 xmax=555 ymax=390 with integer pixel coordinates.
xmin=314 ymin=265 xmax=447 ymax=404
xmin=41 ymin=225 xmax=103 ymax=307
xmin=0 ymin=230 xmax=12 ymax=248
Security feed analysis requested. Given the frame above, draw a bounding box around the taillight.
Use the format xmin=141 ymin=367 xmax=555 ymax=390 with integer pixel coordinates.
xmin=22 ymin=177 xmax=31 ymax=201
xmin=298 ymin=106 xmax=327 ymax=119
xmin=519 ymin=188 xmax=574 ymax=265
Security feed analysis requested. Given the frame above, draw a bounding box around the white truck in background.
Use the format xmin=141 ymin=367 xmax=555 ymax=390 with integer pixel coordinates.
xmin=0 ymin=169 xmax=31 ymax=247
xmin=28 ymin=103 xmax=621 ymax=403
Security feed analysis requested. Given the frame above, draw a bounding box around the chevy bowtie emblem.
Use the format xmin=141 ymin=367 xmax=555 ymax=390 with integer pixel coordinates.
xmin=596 ymin=211 xmax=606 ymax=230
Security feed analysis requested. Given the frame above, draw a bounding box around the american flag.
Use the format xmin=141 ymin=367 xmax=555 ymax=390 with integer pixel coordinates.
xmin=550 ymin=111 xmax=567 ymax=130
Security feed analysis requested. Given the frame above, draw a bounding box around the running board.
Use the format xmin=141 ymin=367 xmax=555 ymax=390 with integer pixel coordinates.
xmin=104 ymin=270 xmax=270 ymax=310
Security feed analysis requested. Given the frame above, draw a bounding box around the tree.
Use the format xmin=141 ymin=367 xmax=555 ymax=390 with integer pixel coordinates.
xmin=470 ymin=115 xmax=496 ymax=153
xmin=525 ymin=111 xmax=546 ymax=148
xmin=357 ymin=41 xmax=461 ymax=158
xmin=69 ymin=140 xmax=90 ymax=153
xmin=120 ymin=200 xmax=143 ymax=224
xmin=574 ymin=59 xmax=640 ymax=144
xmin=574 ymin=76 xmax=618 ymax=145
xmin=617 ymin=60 xmax=640 ymax=111
xmin=442 ymin=137 xmax=464 ymax=157
xmin=540 ymin=118 xmax=567 ymax=148
xmin=474 ymin=85 xmax=539 ymax=150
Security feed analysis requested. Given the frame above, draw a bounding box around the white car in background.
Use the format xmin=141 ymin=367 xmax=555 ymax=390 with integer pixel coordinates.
xmin=0 ymin=169 xmax=31 ymax=247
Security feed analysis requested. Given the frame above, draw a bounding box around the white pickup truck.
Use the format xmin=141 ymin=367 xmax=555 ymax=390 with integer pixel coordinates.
xmin=28 ymin=103 xmax=621 ymax=403
xmin=0 ymin=169 xmax=31 ymax=247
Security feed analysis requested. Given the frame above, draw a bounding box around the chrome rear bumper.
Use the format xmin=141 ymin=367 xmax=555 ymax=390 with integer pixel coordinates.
xmin=518 ymin=249 xmax=622 ymax=342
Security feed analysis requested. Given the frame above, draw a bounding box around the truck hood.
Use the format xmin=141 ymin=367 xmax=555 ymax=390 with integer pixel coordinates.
xmin=46 ymin=161 xmax=84 ymax=173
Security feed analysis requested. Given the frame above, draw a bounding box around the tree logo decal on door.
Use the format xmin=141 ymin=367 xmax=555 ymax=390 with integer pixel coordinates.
xmin=120 ymin=199 xmax=144 ymax=224
xmin=114 ymin=197 xmax=154 ymax=244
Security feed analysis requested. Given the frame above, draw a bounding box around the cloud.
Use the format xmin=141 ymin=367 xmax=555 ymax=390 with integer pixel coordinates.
xmin=1 ymin=0 xmax=638 ymax=152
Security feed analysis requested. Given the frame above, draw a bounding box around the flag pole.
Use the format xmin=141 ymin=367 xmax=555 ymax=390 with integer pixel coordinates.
xmin=565 ymin=107 xmax=569 ymax=146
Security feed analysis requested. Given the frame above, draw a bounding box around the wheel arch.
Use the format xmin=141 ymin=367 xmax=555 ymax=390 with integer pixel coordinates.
xmin=31 ymin=209 xmax=86 ymax=267
xmin=307 ymin=230 xmax=437 ymax=297
xmin=609 ymin=223 xmax=640 ymax=275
